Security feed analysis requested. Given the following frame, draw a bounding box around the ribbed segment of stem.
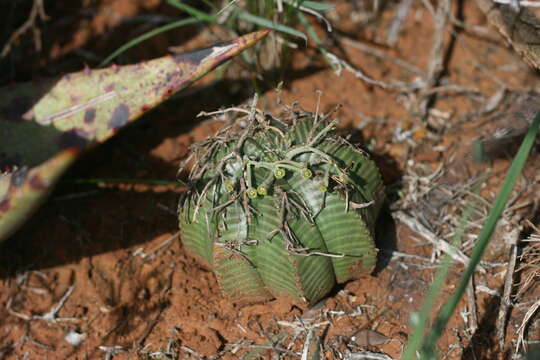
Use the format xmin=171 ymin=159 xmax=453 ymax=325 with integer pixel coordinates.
xmin=179 ymin=199 xmax=214 ymax=266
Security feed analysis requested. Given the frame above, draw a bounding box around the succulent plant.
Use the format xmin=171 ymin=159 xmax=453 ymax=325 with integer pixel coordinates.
xmin=178 ymin=105 xmax=385 ymax=305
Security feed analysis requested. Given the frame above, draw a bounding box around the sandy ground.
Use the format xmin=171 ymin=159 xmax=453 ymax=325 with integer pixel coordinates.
xmin=1 ymin=0 xmax=540 ymax=359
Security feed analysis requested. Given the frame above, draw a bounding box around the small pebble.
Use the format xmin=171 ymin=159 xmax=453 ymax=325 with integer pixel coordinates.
xmin=65 ymin=330 xmax=87 ymax=346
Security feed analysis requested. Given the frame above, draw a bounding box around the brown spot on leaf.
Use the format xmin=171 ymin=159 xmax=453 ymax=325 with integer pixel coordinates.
xmin=109 ymin=104 xmax=129 ymax=130
xmin=29 ymin=175 xmax=47 ymax=190
xmin=57 ymin=130 xmax=89 ymax=150
xmin=70 ymin=94 xmax=81 ymax=104
xmin=84 ymin=108 xmax=96 ymax=124
xmin=0 ymin=199 xmax=10 ymax=212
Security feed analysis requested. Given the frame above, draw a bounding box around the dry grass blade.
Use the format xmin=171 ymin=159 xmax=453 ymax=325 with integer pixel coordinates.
xmin=345 ymin=350 xmax=396 ymax=360
xmin=395 ymin=210 xmax=485 ymax=273
xmin=515 ymin=227 xmax=540 ymax=354
xmin=516 ymin=298 xmax=540 ymax=354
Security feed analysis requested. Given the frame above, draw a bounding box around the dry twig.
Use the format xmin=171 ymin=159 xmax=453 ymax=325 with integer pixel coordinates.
xmin=496 ymin=226 xmax=520 ymax=350
xmin=416 ymin=0 xmax=452 ymax=121
xmin=324 ymin=51 xmax=415 ymax=90
xmin=7 ymin=284 xmax=79 ymax=323
xmin=1 ymin=0 xmax=49 ymax=57
xmin=99 ymin=345 xmax=125 ymax=360
xmin=386 ymin=0 xmax=415 ymax=46
xmin=344 ymin=350 xmax=396 ymax=360
xmin=466 ymin=276 xmax=479 ymax=335
xmin=339 ymin=36 xmax=425 ymax=76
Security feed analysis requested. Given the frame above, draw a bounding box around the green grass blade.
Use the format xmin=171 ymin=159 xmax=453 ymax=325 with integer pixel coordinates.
xmin=525 ymin=347 xmax=540 ymax=360
xmin=100 ymin=17 xmax=199 ymax=66
xmin=284 ymin=0 xmax=336 ymax=11
xmin=297 ymin=12 xmax=322 ymax=46
xmin=238 ymin=11 xmax=307 ymax=41
xmin=164 ymin=0 xmax=217 ymax=22
xmin=405 ymin=111 xmax=540 ymax=359
xmin=297 ymin=12 xmax=341 ymax=72
xmin=200 ymin=0 xmax=219 ymax=12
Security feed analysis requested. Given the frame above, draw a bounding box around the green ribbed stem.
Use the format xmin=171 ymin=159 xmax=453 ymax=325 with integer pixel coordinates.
xmin=179 ymin=111 xmax=385 ymax=305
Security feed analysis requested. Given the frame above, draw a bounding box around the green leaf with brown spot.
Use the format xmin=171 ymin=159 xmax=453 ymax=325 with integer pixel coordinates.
xmin=0 ymin=29 xmax=271 ymax=243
